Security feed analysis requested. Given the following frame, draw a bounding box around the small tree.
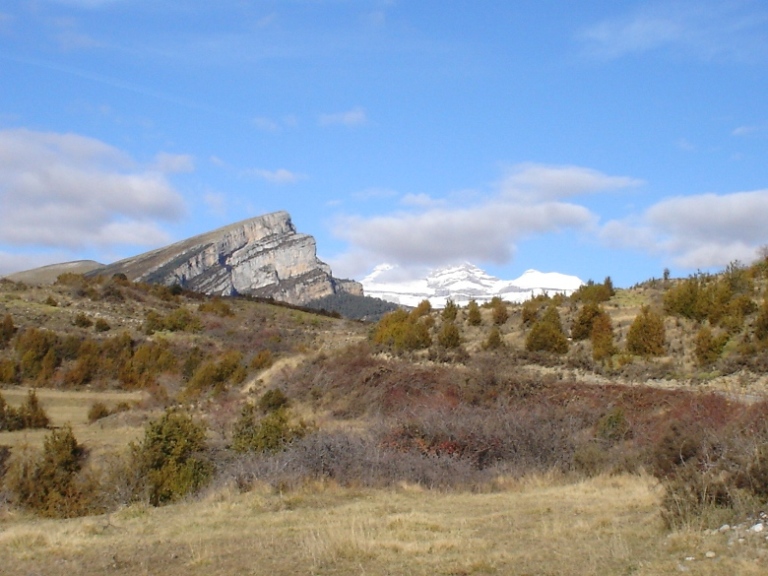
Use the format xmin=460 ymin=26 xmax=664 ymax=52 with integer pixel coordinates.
xmin=627 ymin=306 xmax=666 ymax=357
xmin=483 ymin=327 xmax=503 ymax=350
xmin=437 ymin=321 xmax=461 ymax=349
xmin=409 ymin=299 xmax=432 ymax=320
xmin=571 ymin=302 xmax=602 ymax=341
xmin=131 ymin=410 xmax=212 ymax=506
xmin=492 ymin=300 xmax=509 ymax=326
xmin=6 ymin=426 xmax=90 ymax=518
xmin=466 ymin=299 xmax=482 ymax=326
xmin=442 ymin=298 xmax=458 ymax=322
xmin=694 ymin=326 xmax=727 ymax=366
xmin=590 ymin=310 xmax=616 ymax=362
xmin=526 ymin=306 xmax=568 ymax=354
xmin=371 ymin=309 xmax=431 ymax=352
xmin=0 ymin=313 xmax=15 ymax=348
xmin=231 ymin=404 xmax=307 ymax=454
xmin=19 ymin=389 xmax=50 ymax=429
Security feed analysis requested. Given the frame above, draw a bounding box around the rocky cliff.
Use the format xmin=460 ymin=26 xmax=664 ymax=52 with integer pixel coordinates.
xmin=92 ymin=211 xmax=362 ymax=305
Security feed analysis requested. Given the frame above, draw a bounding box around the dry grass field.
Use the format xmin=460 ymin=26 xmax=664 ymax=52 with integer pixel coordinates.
xmin=2 ymin=473 xmax=768 ymax=576
xmin=0 ymin=387 xmax=147 ymax=455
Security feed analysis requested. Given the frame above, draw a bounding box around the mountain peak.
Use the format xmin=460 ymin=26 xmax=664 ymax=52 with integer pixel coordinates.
xmin=362 ymin=263 xmax=582 ymax=307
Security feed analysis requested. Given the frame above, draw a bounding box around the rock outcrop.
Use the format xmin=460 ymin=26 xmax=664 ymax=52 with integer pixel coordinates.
xmin=92 ymin=211 xmax=362 ymax=305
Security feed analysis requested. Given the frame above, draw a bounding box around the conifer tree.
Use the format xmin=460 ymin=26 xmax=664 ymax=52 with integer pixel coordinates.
xmin=442 ymin=298 xmax=458 ymax=321
xmin=466 ymin=299 xmax=482 ymax=326
xmin=526 ymin=305 xmax=568 ymax=354
xmin=437 ymin=321 xmax=461 ymax=349
xmin=590 ymin=310 xmax=616 ymax=361
xmin=627 ymin=306 xmax=666 ymax=357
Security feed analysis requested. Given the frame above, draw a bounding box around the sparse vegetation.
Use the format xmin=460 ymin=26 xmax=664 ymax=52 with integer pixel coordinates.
xmin=5 ymin=261 xmax=768 ymax=574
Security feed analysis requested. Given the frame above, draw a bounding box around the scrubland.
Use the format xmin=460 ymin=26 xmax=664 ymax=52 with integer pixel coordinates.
xmin=2 ymin=261 xmax=768 ymax=574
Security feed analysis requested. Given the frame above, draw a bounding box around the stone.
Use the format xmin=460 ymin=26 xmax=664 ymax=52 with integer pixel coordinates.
xmin=91 ymin=211 xmax=362 ymax=305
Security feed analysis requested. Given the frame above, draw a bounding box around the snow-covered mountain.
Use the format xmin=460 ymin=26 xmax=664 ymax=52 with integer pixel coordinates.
xmin=362 ymin=263 xmax=583 ymax=308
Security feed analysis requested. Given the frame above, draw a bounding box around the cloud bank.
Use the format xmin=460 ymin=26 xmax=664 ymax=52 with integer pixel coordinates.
xmin=0 ymin=128 xmax=186 ymax=273
xmin=602 ymin=190 xmax=768 ymax=269
xmin=331 ymin=163 xmax=636 ymax=279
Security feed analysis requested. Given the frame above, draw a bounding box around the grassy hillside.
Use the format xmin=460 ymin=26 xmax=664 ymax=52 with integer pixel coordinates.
xmin=2 ymin=262 xmax=768 ymax=574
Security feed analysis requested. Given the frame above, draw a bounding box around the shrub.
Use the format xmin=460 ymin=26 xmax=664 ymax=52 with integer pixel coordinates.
xmin=409 ymin=299 xmax=432 ymax=320
xmin=590 ymin=310 xmax=616 ymax=362
xmin=130 ymin=410 xmax=212 ymax=506
xmin=694 ymin=326 xmax=728 ymax=367
xmin=258 ymin=388 xmax=290 ymax=413
xmin=371 ymin=309 xmax=432 ymax=352
xmin=0 ymin=392 xmax=23 ymax=431
xmin=94 ymin=318 xmax=111 ymax=332
xmin=483 ymin=327 xmax=503 ymax=350
xmin=525 ymin=306 xmax=568 ymax=354
xmin=74 ymin=313 xmax=93 ymax=328
xmin=5 ymin=426 xmax=93 ymax=518
xmin=87 ymin=401 xmax=112 ymax=423
xmin=571 ymin=278 xmax=614 ymax=304
xmin=44 ymin=295 xmax=58 ymax=307
xmin=186 ymin=350 xmax=246 ymax=396
xmin=250 ymin=349 xmax=274 ymax=371
xmin=198 ymin=297 xmax=234 ymax=317
xmin=15 ymin=327 xmax=59 ymax=380
xmin=231 ymin=404 xmax=308 ymax=454
xmin=0 ymin=313 xmax=16 ymax=348
xmin=521 ymin=299 xmax=540 ymax=327
xmin=437 ymin=321 xmax=461 ymax=349
xmin=466 ymin=299 xmax=482 ymax=326
xmin=18 ymin=390 xmax=50 ymax=429
xmin=441 ymin=299 xmax=458 ymax=322
xmin=0 ymin=359 xmax=17 ymax=384
xmin=571 ymin=303 xmax=601 ymax=341
xmin=492 ymin=301 xmax=509 ymax=326
xmin=626 ymin=306 xmax=666 ymax=357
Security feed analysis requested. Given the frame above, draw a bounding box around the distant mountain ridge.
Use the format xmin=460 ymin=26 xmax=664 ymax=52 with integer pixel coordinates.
xmin=362 ymin=262 xmax=583 ymax=307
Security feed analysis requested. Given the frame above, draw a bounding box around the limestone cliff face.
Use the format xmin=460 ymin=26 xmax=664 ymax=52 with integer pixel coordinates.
xmin=95 ymin=211 xmax=362 ymax=304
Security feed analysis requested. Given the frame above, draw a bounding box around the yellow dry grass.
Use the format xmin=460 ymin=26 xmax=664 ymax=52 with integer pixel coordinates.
xmin=0 ymin=387 xmax=146 ymax=455
xmin=2 ymin=473 xmax=767 ymax=575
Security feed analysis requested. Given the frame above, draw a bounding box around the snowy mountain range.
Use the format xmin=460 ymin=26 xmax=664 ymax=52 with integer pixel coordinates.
xmin=361 ymin=263 xmax=584 ymax=308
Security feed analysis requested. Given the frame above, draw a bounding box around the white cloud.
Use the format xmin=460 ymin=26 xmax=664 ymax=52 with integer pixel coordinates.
xmin=319 ymin=106 xmax=367 ymax=127
xmin=601 ymin=190 xmax=768 ymax=269
xmin=579 ymin=1 xmax=768 ymax=62
xmin=400 ymin=193 xmax=445 ymax=208
xmin=499 ymin=163 xmax=642 ymax=201
xmin=330 ymin=163 xmax=637 ymax=279
xmin=153 ymin=152 xmax=194 ymax=173
xmin=352 ymin=187 xmax=398 ymax=201
xmin=245 ymin=168 xmax=305 ymax=184
xmin=0 ymin=128 xmax=186 ymax=254
xmin=253 ymin=117 xmax=280 ymax=132
xmin=732 ymin=125 xmax=759 ymax=136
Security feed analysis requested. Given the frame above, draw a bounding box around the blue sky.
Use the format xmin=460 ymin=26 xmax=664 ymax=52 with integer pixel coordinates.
xmin=1 ymin=0 xmax=767 ymax=288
